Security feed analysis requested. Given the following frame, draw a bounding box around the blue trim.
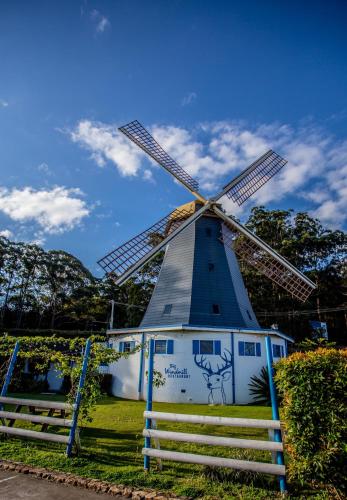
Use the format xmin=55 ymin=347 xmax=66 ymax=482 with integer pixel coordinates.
xmin=265 ymin=336 xmax=287 ymax=493
xmin=167 ymin=339 xmax=174 ymax=354
xmin=0 ymin=341 xmax=20 ymax=410
xmin=230 ymin=333 xmax=235 ymax=404
xmin=214 ymin=340 xmax=221 ymax=355
xmin=192 ymin=340 xmax=199 ymax=354
xmin=144 ymin=338 xmax=154 ymax=471
xmin=238 ymin=341 xmax=244 ymax=356
xmin=66 ymin=338 xmax=91 ymax=457
xmin=137 ymin=333 xmax=145 ymax=395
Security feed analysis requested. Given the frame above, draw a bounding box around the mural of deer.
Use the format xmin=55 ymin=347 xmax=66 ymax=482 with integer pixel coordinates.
xmin=194 ymin=349 xmax=233 ymax=405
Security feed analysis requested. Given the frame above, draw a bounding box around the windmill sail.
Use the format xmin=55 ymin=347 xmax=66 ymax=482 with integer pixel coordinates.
xmin=98 ymin=202 xmax=210 ymax=286
xmin=217 ymin=150 xmax=287 ymax=206
xmin=214 ymin=207 xmax=316 ymax=302
xmin=119 ymin=120 xmax=201 ymax=196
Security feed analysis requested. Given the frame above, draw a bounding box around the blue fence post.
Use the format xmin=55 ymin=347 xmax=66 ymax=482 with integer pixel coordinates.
xmin=138 ymin=333 xmax=145 ymax=398
xmin=0 ymin=341 xmax=20 ymax=410
xmin=265 ymin=335 xmax=287 ymax=494
xmin=144 ymin=338 xmax=154 ymax=471
xmin=66 ymin=338 xmax=92 ymax=457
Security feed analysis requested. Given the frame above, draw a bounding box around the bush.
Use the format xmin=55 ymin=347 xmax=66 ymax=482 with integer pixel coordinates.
xmin=275 ymin=348 xmax=347 ymax=490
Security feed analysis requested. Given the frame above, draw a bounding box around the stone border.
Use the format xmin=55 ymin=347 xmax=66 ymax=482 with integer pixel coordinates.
xmin=0 ymin=460 xmax=185 ymax=499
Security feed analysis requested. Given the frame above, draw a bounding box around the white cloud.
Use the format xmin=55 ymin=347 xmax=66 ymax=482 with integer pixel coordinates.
xmin=0 ymin=229 xmax=13 ymax=239
xmin=0 ymin=186 xmax=89 ymax=234
xmin=90 ymin=9 xmax=110 ymax=33
xmin=143 ymin=169 xmax=155 ymax=182
xmin=71 ymin=120 xmax=144 ymax=177
xmin=37 ymin=162 xmax=51 ymax=175
xmin=181 ymin=92 xmax=197 ymax=106
xmin=70 ymin=118 xmax=347 ymax=229
xmin=0 ymin=99 xmax=8 ymax=108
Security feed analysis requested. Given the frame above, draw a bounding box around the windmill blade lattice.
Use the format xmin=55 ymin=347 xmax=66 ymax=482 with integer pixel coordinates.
xmin=119 ymin=120 xmax=200 ymax=193
xmin=220 ymin=150 xmax=287 ymax=206
xmin=221 ymin=225 xmax=314 ymax=302
xmin=98 ymin=205 xmax=197 ymax=281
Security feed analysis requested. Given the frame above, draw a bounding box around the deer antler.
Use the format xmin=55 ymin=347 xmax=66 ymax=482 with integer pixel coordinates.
xmin=215 ymin=349 xmax=233 ymax=375
xmin=194 ymin=355 xmax=213 ymax=374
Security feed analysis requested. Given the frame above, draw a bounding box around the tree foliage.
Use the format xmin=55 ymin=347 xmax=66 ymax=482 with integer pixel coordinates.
xmin=0 ymin=207 xmax=346 ymax=342
xmin=240 ymin=208 xmax=347 ymax=341
xmin=0 ymin=237 xmax=153 ymax=332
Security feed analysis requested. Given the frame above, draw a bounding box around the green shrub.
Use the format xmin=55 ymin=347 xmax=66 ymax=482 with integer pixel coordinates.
xmin=275 ymin=348 xmax=347 ymax=490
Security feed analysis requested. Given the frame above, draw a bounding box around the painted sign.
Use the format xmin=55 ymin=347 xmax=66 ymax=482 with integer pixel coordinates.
xmin=309 ymin=320 xmax=328 ymax=339
xmin=194 ymin=349 xmax=233 ymax=405
xmin=165 ymin=363 xmax=191 ymax=379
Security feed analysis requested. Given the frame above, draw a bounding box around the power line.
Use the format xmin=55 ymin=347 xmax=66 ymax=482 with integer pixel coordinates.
xmin=256 ymin=306 xmax=347 ymax=317
xmin=111 ymin=301 xmax=146 ymax=310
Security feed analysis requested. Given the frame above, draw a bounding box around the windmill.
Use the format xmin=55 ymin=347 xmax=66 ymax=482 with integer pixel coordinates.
xmin=98 ymin=120 xmax=316 ymax=304
xmin=99 ymin=120 xmax=316 ymax=404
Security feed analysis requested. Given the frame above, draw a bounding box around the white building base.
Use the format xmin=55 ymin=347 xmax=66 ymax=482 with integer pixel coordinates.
xmin=107 ymin=325 xmax=292 ymax=405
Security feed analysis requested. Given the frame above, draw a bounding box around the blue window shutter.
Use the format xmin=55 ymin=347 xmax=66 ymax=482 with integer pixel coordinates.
xmin=272 ymin=344 xmax=275 ymax=357
xmin=119 ymin=342 xmax=124 ymax=353
xmin=280 ymin=345 xmax=284 ymax=357
xmin=214 ymin=340 xmax=221 ymax=355
xmin=238 ymin=341 xmax=245 ymax=356
xmin=256 ymin=343 xmax=261 ymax=357
xmin=167 ymin=340 xmax=174 ymax=354
xmin=193 ymin=340 xmax=199 ymax=354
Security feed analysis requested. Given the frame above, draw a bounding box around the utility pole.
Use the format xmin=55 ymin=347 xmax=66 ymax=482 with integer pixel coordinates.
xmin=109 ymin=300 xmax=115 ymax=330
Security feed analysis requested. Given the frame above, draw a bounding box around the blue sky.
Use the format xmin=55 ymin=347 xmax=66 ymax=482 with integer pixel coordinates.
xmin=0 ymin=0 xmax=346 ymax=275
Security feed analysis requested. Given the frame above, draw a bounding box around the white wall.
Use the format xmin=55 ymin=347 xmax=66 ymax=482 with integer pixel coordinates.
xmin=108 ymin=334 xmax=142 ymax=400
xmin=108 ymin=331 xmax=286 ymax=405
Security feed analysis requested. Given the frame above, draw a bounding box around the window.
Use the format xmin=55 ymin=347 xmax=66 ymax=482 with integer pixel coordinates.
xmin=163 ymin=304 xmax=172 ymax=315
xmin=192 ymin=340 xmax=221 ymax=355
xmin=200 ymin=340 xmax=214 ymax=354
xmin=154 ymin=339 xmax=174 ymax=354
xmin=212 ymin=304 xmax=220 ymax=314
xmin=272 ymin=344 xmax=284 ymax=358
xmin=205 ymin=228 xmax=212 ymax=237
xmin=119 ymin=341 xmax=135 ymax=353
xmin=238 ymin=341 xmax=261 ymax=357
xmin=208 ymin=263 xmax=215 ymax=271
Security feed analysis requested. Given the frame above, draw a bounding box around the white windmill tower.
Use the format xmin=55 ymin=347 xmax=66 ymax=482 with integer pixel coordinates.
xmin=99 ymin=121 xmax=316 ymax=405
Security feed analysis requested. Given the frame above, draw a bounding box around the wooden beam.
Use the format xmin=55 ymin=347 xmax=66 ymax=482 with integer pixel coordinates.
xmin=142 ymin=448 xmax=286 ymax=476
xmin=0 ymin=411 xmax=72 ymax=428
xmin=144 ymin=411 xmax=281 ymax=429
xmin=0 ymin=425 xmax=69 ymax=444
xmin=0 ymin=397 xmax=74 ymax=411
xmin=143 ymin=429 xmax=283 ymax=452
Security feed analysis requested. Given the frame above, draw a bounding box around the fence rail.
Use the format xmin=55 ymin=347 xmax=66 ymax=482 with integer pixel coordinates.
xmin=144 ymin=410 xmax=281 ymax=429
xmin=143 ymin=337 xmax=287 ymax=493
xmin=143 ymin=428 xmax=283 ymax=452
xmin=142 ymin=448 xmax=286 ymax=476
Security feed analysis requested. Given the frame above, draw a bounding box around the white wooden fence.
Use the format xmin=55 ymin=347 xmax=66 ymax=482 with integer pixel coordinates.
xmin=142 ymin=410 xmax=286 ymax=477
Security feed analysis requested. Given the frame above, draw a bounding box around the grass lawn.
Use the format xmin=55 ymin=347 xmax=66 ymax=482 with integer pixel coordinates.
xmin=0 ymin=394 xmax=331 ymax=499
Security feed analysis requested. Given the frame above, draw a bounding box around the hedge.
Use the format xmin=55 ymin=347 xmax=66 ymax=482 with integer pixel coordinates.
xmin=275 ymin=348 xmax=347 ymax=490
